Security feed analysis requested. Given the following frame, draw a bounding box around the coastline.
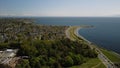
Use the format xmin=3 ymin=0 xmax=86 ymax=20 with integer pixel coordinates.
xmin=74 ymin=26 xmax=92 ymax=44
xmin=75 ymin=26 xmax=120 ymax=56
xmin=66 ymin=26 xmax=119 ymax=68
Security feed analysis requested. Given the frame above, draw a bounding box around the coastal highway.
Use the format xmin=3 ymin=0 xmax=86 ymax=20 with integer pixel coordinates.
xmin=65 ymin=26 xmax=117 ymax=68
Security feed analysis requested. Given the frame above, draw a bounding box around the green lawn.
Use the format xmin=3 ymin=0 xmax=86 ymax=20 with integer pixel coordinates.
xmin=100 ymin=48 xmax=120 ymax=63
xmin=70 ymin=58 xmax=106 ymax=68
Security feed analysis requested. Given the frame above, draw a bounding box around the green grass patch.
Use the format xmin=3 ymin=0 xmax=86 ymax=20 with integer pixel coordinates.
xmin=100 ymin=48 xmax=120 ymax=63
xmin=70 ymin=58 xmax=106 ymax=68
xmin=95 ymin=63 xmax=106 ymax=68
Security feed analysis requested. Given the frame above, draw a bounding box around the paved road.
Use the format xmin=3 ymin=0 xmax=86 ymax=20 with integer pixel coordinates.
xmin=65 ymin=26 xmax=117 ymax=68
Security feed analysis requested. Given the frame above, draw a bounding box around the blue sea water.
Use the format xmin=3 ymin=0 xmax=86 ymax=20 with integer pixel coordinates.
xmin=34 ymin=17 xmax=120 ymax=54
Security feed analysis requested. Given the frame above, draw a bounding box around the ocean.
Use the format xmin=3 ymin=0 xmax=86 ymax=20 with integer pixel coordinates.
xmin=34 ymin=17 xmax=120 ymax=54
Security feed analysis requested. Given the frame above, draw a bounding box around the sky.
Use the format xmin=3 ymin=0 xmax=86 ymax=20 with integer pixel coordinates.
xmin=0 ymin=0 xmax=120 ymax=17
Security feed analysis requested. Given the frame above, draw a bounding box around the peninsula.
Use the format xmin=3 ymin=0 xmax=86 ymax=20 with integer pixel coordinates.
xmin=66 ymin=26 xmax=120 ymax=68
xmin=0 ymin=18 xmax=120 ymax=68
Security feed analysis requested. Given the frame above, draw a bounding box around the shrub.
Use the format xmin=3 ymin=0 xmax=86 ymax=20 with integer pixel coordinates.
xmin=62 ymin=56 xmax=74 ymax=67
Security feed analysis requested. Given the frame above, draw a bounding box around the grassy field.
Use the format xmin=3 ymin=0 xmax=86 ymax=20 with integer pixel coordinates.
xmin=100 ymin=48 xmax=120 ymax=63
xmin=70 ymin=58 xmax=106 ymax=68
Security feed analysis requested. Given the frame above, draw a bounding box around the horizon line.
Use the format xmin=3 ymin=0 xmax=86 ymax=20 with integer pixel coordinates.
xmin=0 ymin=16 xmax=120 ymax=18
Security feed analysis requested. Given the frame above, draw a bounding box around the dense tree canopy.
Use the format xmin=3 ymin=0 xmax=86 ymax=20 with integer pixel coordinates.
xmin=15 ymin=39 xmax=97 ymax=68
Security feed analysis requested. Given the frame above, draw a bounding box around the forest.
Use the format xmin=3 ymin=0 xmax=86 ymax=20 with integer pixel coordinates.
xmin=0 ymin=38 xmax=97 ymax=68
xmin=0 ymin=18 xmax=97 ymax=68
